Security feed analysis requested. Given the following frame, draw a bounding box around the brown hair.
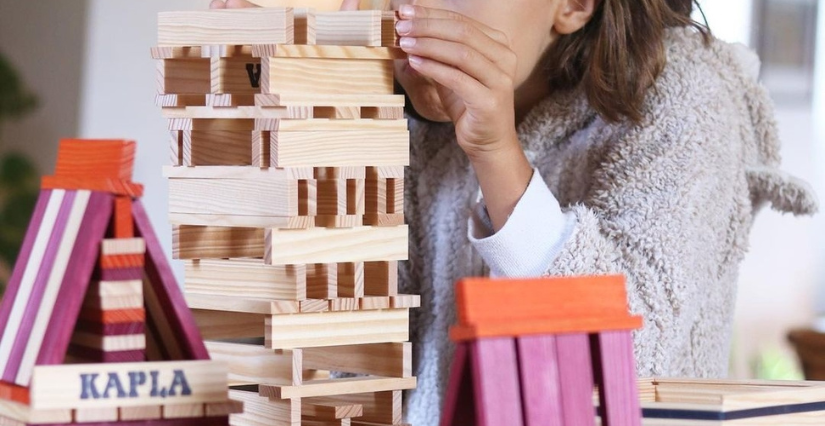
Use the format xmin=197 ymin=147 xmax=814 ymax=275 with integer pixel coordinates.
xmin=545 ymin=0 xmax=710 ymax=123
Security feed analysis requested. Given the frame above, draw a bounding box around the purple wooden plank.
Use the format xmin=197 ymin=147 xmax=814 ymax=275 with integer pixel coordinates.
xmin=471 ymin=337 xmax=524 ymax=426
xmin=440 ymin=343 xmax=476 ymax=426
xmin=133 ymin=200 xmax=209 ymax=360
xmin=35 ymin=191 xmax=113 ymax=367
xmin=74 ymin=319 xmax=145 ymax=336
xmin=556 ymin=333 xmax=596 ymax=426
xmin=67 ymin=344 xmax=145 ymax=363
xmin=6 ymin=415 xmax=230 ymax=426
xmin=0 ymin=190 xmax=52 ymax=345
xmin=592 ymin=331 xmax=642 ymax=426
xmin=3 ymin=191 xmax=76 ymax=382
xmin=96 ymin=266 xmax=144 ymax=281
xmin=517 ymin=335 xmax=564 ymax=426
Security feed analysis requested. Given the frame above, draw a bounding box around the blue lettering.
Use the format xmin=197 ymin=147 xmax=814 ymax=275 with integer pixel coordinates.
xmin=102 ymin=372 xmax=126 ymax=398
xmin=128 ymin=371 xmax=146 ymax=397
xmin=80 ymin=373 xmax=100 ymax=399
xmin=168 ymin=370 xmax=192 ymax=397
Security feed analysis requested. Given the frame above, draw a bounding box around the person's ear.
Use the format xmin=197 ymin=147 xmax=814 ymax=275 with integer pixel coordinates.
xmin=554 ymin=0 xmax=598 ymax=34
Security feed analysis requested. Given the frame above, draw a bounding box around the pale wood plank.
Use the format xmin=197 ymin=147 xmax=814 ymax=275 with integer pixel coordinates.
xmin=265 ymin=309 xmax=409 ymax=349
xmin=265 ymin=226 xmax=408 ymax=265
xmin=262 ymin=57 xmax=392 ymax=95
xmin=158 ymin=9 xmax=294 ymax=46
xmin=186 ymin=259 xmax=306 ymax=300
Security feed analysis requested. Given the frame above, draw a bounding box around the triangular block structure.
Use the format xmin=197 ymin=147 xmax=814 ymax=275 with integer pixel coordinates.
xmin=0 ymin=139 xmax=240 ymax=425
xmin=441 ymin=276 xmax=644 ymax=426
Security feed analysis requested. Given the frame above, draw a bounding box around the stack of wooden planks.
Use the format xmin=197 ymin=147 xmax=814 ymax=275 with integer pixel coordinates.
xmin=152 ymin=6 xmax=416 ymax=426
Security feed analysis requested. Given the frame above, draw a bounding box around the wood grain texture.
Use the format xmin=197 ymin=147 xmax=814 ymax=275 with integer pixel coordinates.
xmin=254 ymin=118 xmax=406 ymax=132
xmin=78 ymin=308 xmax=146 ymax=325
xmin=169 ymin=177 xmax=298 ymax=217
xmin=186 ymin=293 xmax=301 ymax=315
xmin=261 ymin=376 xmax=415 ymax=399
xmin=114 ymin=196 xmax=135 ymax=239
xmin=40 ymin=176 xmax=144 ymax=197
xmin=185 ymin=259 xmax=306 ymax=300
xmin=272 ymin=130 xmax=409 ymax=168
xmin=162 ymin=165 xmax=313 ymax=180
xmin=206 ymin=341 xmax=299 ymax=387
xmin=306 ymin=263 xmax=338 ymax=300
xmin=158 ymin=59 xmax=211 ymax=95
xmin=229 ymin=388 xmax=300 ymax=426
xmin=100 ymin=238 xmax=145 ymax=256
xmin=253 ymin=44 xmax=404 ymax=60
xmin=211 ymin=57 xmax=260 ymax=95
xmin=161 ymin=105 xmax=311 ymax=120
xmin=162 ymin=403 xmax=204 ymax=419
xmin=170 ymin=212 xmax=314 ymax=230
xmin=255 ymin=93 xmax=403 ymax=108
xmin=517 ymin=335 xmax=564 ymax=426
xmin=303 ymin=342 xmax=411 ymax=378
xmin=191 ymin=309 xmax=265 ymax=340
xmin=333 ymin=391 xmax=401 ymax=425
xmin=265 ymin=309 xmax=409 ymax=349
xmin=158 ymin=9 xmax=295 ymax=46
xmin=470 ymin=337 xmax=524 ymax=426
xmin=262 ymin=57 xmax=392 ymax=95
xmin=119 ymin=405 xmax=163 ymax=421
xmin=183 ymin=130 xmax=252 ymax=166
xmin=265 ymin=225 xmax=408 ymax=265
xmin=592 ymin=331 xmax=642 ymax=426
xmin=556 ymin=333 xmax=597 ymax=426
xmin=363 ymin=261 xmax=397 ymax=296
xmin=0 ymin=397 xmax=71 ymax=424
xmin=54 ymin=139 xmax=135 ymax=180
xmin=337 ymin=262 xmax=364 ymax=298
xmin=302 ymin=398 xmax=363 ymax=420
xmin=315 ymin=11 xmax=382 ymax=46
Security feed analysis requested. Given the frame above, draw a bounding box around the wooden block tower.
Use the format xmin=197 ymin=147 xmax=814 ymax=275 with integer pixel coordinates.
xmin=441 ymin=276 xmax=643 ymax=426
xmin=0 ymin=139 xmax=240 ymax=426
xmin=152 ymin=7 xmax=416 ymax=426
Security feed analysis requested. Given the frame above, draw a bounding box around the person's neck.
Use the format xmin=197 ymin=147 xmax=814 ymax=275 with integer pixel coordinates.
xmin=514 ymin=69 xmax=551 ymax=126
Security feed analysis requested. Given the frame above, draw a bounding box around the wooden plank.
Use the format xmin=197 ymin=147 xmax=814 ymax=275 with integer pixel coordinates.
xmin=173 ymin=225 xmax=264 ymax=260
xmin=315 ymin=11 xmax=382 ymax=46
xmin=119 ymin=405 xmax=163 ymax=421
xmin=205 ymin=341 xmax=300 ymax=387
xmin=211 ymin=57 xmax=261 ymax=95
xmin=185 ymin=259 xmax=306 ymax=300
xmin=272 ymin=130 xmax=408 ymax=167
xmin=158 ymin=59 xmax=211 ymax=94
xmin=517 ymin=335 xmax=564 ymax=426
xmin=332 ymin=391 xmax=401 ymax=425
xmin=114 ymin=196 xmax=134 ymax=238
xmin=29 ymin=360 xmax=228 ymax=410
xmin=69 ymin=332 xmax=146 ymax=352
xmin=74 ymin=406 xmax=118 ymax=422
xmin=40 ymin=175 xmax=144 ymax=197
xmin=592 ymin=331 xmax=642 ymax=426
xmin=317 ymin=179 xmax=347 ymax=216
xmin=381 ymin=10 xmax=398 ymax=47
xmin=294 ymin=8 xmax=316 ymax=45
xmin=17 ymin=192 xmax=112 ymax=386
xmin=170 ymin=212 xmax=314 ymax=229
xmin=156 ymin=94 xmax=207 ymax=107
xmin=54 ymin=139 xmax=135 ymax=180
xmin=337 ymin=262 xmax=364 ymax=298
xmin=252 ymin=130 xmax=270 ymax=167
xmin=229 ymin=389 xmax=300 ymax=426
xmin=265 ymin=309 xmax=409 ymax=349
xmin=162 ymin=403 xmax=204 ymax=419
xmin=470 ymin=337 xmax=524 ymax=426
xmin=191 ymin=309 xmax=266 ymax=340
xmin=205 ymin=399 xmax=243 ymax=416
xmin=187 ymin=293 xmax=301 ymax=315
xmin=302 ymin=398 xmax=363 ymax=420
xmin=78 ymin=308 xmax=145 ymax=325
xmin=66 ymin=346 xmax=145 ymax=363
xmin=100 ymin=238 xmax=145 ymax=256
xmin=361 ymin=107 xmax=404 ymax=120
xmin=363 ymin=213 xmax=405 ymax=227
xmin=254 ymin=118 xmax=407 ymax=132
xmin=169 ymin=177 xmax=298 ymax=217
xmin=314 ymin=106 xmax=361 ymax=119
xmin=162 ymin=105 xmax=312 ymax=120
xmin=307 ymin=263 xmax=337 ymax=299
xmin=84 ymin=280 xmax=143 ymax=309
xmin=262 ymin=58 xmax=392 ymax=95
xmin=74 ymin=319 xmax=145 ymax=336
xmin=363 ymin=261 xmax=397 ymax=296
xmin=0 ymin=398 xmax=71 ymax=424
xmin=183 ymin=130 xmax=251 ymax=166
xmin=162 ymin=165 xmax=313 ymax=180
xmin=99 ymin=253 xmax=145 ymax=269
xmin=158 ymin=9 xmax=295 ymax=46
xmin=206 ymin=93 xmax=255 ymax=107
xmin=303 ymin=343 xmax=411 ymax=378
xmin=253 ymin=44 xmax=404 ymax=60
xmin=261 ymin=376 xmax=415 ymax=399
xmin=266 ymin=226 xmax=408 ymax=265
xmin=556 ymin=333 xmax=596 ymax=426
xmin=133 ymin=200 xmax=211 ymax=361
xmin=441 ymin=343 xmax=475 ymax=426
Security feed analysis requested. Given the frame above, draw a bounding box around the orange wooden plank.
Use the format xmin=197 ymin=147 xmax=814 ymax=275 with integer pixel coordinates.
xmin=450 ymin=316 xmax=643 ymax=342
xmin=54 ymin=139 xmax=135 ymax=180
xmin=456 ymin=276 xmax=634 ymax=326
xmin=99 ymin=253 xmax=145 ymax=269
xmin=77 ymin=308 xmax=146 ymax=325
xmin=0 ymin=381 xmax=30 ymax=404
xmin=41 ymin=175 xmax=144 ymax=197
xmin=114 ymin=196 xmax=135 ymax=239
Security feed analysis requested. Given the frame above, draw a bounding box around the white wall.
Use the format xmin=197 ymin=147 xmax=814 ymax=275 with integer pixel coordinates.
xmin=695 ymin=0 xmax=754 ymax=46
xmin=78 ymin=0 xmax=206 ymax=279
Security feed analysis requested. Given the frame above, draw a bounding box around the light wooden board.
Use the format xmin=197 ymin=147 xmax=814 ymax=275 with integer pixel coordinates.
xmin=29 ymin=360 xmax=228 ymax=410
xmin=162 ymin=165 xmax=313 ymax=180
xmin=315 ymin=11 xmax=382 ymax=47
xmin=185 ymin=259 xmax=306 ymax=300
xmin=255 ymin=93 xmax=404 ymax=108
xmin=173 ymin=225 xmax=264 ymax=260
xmin=265 ymin=308 xmax=409 ymax=349
xmin=303 ymin=397 xmax=363 ymax=420
xmin=158 ymin=9 xmax=294 ymax=46
xmin=262 ymin=57 xmax=392 ymax=95
xmin=168 ymin=177 xmax=298 ymax=217
xmin=249 ymin=0 xmax=388 ymax=10
xmin=170 ymin=212 xmax=314 ymax=229
xmin=183 ymin=130 xmax=252 ymax=166
xmin=254 ymin=118 xmax=407 ymax=132
xmin=70 ymin=332 xmax=146 ymax=352
xmin=0 ymin=399 xmax=72 ymax=424
xmin=100 ymin=238 xmax=146 ymax=256
xmin=158 ymin=59 xmax=211 ymax=95
xmin=187 ymin=293 xmax=302 ymax=315
xmin=206 ymin=341 xmax=300 ymax=386
xmin=191 ymin=309 xmax=266 ymax=340
xmin=265 ymin=225 xmax=408 ymax=265
xmin=272 ymin=130 xmax=409 ymax=168
xmin=332 ymin=391 xmax=401 ymax=425
xmin=161 ymin=105 xmax=311 ymax=120
xmin=252 ymin=44 xmax=404 ymax=60
xmin=211 ymin=57 xmax=260 ymax=95
xmin=229 ymin=388 xmax=300 ymax=426
xmin=303 ymin=342 xmax=411 ymax=378
xmin=261 ymin=376 xmax=415 ymax=399
xmin=119 ymin=405 xmax=163 ymax=421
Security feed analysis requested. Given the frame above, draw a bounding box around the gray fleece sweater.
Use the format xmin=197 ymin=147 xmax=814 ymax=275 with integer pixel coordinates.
xmin=400 ymin=28 xmax=819 ymax=425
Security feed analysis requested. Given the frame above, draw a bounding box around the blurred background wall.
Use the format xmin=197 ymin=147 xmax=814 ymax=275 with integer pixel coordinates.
xmin=0 ymin=0 xmax=824 ymax=379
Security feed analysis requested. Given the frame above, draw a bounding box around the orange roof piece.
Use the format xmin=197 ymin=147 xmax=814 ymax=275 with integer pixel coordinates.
xmin=451 ymin=275 xmax=642 ymax=341
xmin=43 ymin=139 xmax=142 ymax=196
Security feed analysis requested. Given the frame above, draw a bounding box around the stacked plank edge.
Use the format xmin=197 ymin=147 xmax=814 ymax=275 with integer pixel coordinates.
xmin=153 ymin=7 xmax=415 ymax=426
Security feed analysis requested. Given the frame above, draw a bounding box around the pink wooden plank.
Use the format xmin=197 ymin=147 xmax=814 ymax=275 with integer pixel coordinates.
xmin=592 ymin=331 xmax=642 ymax=426
xmin=517 ymin=335 xmax=564 ymax=426
xmin=440 ymin=343 xmax=477 ymax=426
xmin=556 ymin=333 xmax=596 ymax=426
xmin=74 ymin=319 xmax=145 ymax=336
xmin=3 ymin=191 xmax=76 ymax=382
xmin=97 ymin=266 xmax=144 ymax=281
xmin=19 ymin=415 xmax=229 ymax=426
xmin=0 ymin=190 xmax=51 ymax=335
xmin=132 ymin=200 xmax=209 ymax=360
xmin=34 ymin=191 xmax=113 ymax=368
xmin=471 ymin=337 xmax=524 ymax=426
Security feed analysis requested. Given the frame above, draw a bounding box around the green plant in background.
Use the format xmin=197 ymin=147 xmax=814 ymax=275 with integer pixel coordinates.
xmin=0 ymin=51 xmax=39 ymax=294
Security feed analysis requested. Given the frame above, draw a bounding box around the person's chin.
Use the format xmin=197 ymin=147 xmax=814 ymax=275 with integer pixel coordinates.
xmin=395 ymin=60 xmax=452 ymax=123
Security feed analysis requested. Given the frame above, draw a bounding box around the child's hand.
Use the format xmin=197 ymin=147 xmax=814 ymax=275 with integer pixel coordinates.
xmin=395 ymin=4 xmax=519 ymax=160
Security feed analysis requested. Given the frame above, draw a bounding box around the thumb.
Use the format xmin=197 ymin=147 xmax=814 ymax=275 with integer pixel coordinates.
xmin=340 ymin=0 xmax=360 ymax=11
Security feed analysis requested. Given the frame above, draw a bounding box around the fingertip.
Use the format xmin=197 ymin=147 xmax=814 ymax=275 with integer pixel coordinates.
xmin=340 ymin=0 xmax=360 ymax=11
xmin=209 ymin=0 xmax=227 ymax=9
xmin=225 ymin=0 xmax=259 ymax=8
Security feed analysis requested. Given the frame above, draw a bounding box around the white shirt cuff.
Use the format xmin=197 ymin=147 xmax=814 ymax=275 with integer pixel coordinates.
xmin=468 ymin=169 xmax=576 ymax=277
